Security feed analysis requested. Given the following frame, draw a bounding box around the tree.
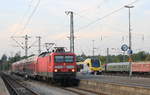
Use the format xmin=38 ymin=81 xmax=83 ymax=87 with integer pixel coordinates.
xmin=145 ymin=55 xmax=150 ymax=61
xmin=99 ymin=56 xmax=106 ymax=65
xmin=0 ymin=54 xmax=8 ymax=71
xmin=1 ymin=54 xmax=7 ymax=63
xmin=8 ymin=52 xmax=21 ymax=63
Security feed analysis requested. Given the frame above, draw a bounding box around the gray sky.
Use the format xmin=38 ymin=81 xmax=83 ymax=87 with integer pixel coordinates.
xmin=0 ymin=0 xmax=150 ymax=57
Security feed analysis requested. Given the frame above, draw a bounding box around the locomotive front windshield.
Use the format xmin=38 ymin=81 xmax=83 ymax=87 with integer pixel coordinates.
xmin=54 ymin=56 xmax=64 ymax=63
xmin=54 ymin=55 xmax=74 ymax=63
xmin=91 ymin=59 xmax=100 ymax=67
xmin=65 ymin=56 xmax=74 ymax=63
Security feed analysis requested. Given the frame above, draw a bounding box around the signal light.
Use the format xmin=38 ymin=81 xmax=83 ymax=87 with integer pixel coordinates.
xmin=72 ymin=69 xmax=75 ymax=72
xmin=54 ymin=69 xmax=58 ymax=72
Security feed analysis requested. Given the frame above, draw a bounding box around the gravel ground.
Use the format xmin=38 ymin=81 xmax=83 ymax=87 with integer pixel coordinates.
xmin=7 ymin=73 xmax=98 ymax=95
xmin=23 ymin=80 xmax=98 ymax=95
xmin=0 ymin=76 xmax=10 ymax=95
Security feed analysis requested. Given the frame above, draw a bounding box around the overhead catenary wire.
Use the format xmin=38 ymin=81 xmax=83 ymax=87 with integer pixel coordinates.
xmin=73 ymin=0 xmax=106 ymax=22
xmin=21 ymin=0 xmax=41 ymax=34
xmin=77 ymin=0 xmax=140 ymax=31
xmin=40 ymin=0 xmax=105 ymax=42
xmin=11 ymin=37 xmax=24 ymax=49
xmin=11 ymin=0 xmax=41 ymax=37
xmin=77 ymin=0 xmax=105 ymax=14
xmin=34 ymin=0 xmax=138 ymax=39
xmin=10 ymin=0 xmax=41 ymax=56
xmin=38 ymin=0 xmax=140 ymax=53
xmin=11 ymin=0 xmax=34 ymax=37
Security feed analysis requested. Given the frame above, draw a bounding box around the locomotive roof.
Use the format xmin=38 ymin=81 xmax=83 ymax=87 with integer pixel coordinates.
xmin=12 ymin=56 xmax=38 ymax=65
xmin=38 ymin=51 xmax=75 ymax=57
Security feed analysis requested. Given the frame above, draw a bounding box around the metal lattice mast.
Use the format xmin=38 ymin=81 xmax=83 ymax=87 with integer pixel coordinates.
xmin=11 ymin=35 xmax=30 ymax=57
xmin=24 ymin=35 xmax=30 ymax=57
xmin=36 ymin=36 xmax=41 ymax=54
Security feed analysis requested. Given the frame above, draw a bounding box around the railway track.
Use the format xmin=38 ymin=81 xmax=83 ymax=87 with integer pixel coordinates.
xmin=1 ymin=73 xmax=40 ymax=95
xmin=23 ymin=76 xmax=104 ymax=95
xmin=1 ymin=73 xmax=103 ymax=95
xmin=61 ymin=87 xmax=106 ymax=95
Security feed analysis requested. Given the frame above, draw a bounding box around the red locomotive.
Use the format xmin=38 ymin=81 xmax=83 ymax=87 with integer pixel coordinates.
xmin=12 ymin=47 xmax=76 ymax=82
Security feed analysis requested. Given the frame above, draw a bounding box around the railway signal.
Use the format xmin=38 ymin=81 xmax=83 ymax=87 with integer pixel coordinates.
xmin=128 ymin=57 xmax=133 ymax=62
xmin=127 ymin=49 xmax=133 ymax=55
xmin=121 ymin=44 xmax=128 ymax=51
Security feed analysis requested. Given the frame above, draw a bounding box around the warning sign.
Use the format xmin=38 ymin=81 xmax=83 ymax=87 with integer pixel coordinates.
xmin=128 ymin=58 xmax=133 ymax=62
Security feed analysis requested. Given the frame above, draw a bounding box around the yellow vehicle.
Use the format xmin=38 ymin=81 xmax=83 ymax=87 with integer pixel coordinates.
xmin=77 ymin=58 xmax=102 ymax=75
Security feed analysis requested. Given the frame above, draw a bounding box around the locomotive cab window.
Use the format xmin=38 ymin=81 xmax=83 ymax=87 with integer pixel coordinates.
xmin=65 ymin=56 xmax=74 ymax=63
xmin=91 ymin=59 xmax=100 ymax=67
xmin=54 ymin=56 xmax=64 ymax=63
xmin=54 ymin=55 xmax=74 ymax=63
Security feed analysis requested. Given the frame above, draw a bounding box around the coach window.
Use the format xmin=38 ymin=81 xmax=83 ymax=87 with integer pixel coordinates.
xmin=55 ymin=56 xmax=64 ymax=63
xmin=65 ymin=56 xmax=74 ymax=63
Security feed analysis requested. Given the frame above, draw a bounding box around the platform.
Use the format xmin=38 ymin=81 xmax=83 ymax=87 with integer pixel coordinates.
xmin=77 ymin=74 xmax=150 ymax=95
xmin=0 ymin=76 xmax=10 ymax=95
xmin=77 ymin=74 xmax=150 ymax=88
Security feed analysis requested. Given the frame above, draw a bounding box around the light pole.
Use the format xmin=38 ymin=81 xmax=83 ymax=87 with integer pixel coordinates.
xmin=92 ymin=40 xmax=95 ymax=57
xmin=65 ymin=11 xmax=75 ymax=53
xmin=125 ymin=5 xmax=134 ymax=77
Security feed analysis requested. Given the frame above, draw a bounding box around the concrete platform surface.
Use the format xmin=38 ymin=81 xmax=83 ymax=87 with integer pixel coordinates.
xmin=77 ymin=74 xmax=150 ymax=88
xmin=77 ymin=74 xmax=150 ymax=95
xmin=0 ymin=76 xmax=9 ymax=95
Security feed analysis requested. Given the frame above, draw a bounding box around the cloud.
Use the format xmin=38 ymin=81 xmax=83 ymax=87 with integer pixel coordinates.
xmin=0 ymin=0 xmax=150 ymax=56
xmin=8 ymin=24 xmax=23 ymax=34
xmin=7 ymin=24 xmax=31 ymax=36
xmin=144 ymin=10 xmax=150 ymax=15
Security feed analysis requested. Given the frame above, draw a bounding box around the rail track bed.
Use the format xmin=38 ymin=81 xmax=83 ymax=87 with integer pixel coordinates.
xmin=1 ymin=73 xmax=103 ymax=95
xmin=61 ymin=87 xmax=106 ymax=95
xmin=5 ymin=73 xmax=150 ymax=95
xmin=24 ymin=78 xmax=102 ymax=95
xmin=5 ymin=72 xmax=150 ymax=95
xmin=1 ymin=73 xmax=39 ymax=95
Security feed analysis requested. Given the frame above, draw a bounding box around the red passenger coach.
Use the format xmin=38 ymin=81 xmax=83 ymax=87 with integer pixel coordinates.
xmin=12 ymin=56 xmax=37 ymax=76
xmin=132 ymin=62 xmax=150 ymax=73
xmin=12 ymin=47 xmax=77 ymax=82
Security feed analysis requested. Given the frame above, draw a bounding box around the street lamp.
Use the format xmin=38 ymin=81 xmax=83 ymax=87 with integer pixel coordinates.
xmin=125 ymin=5 xmax=134 ymax=77
xmin=125 ymin=5 xmax=134 ymax=50
xmin=65 ymin=11 xmax=75 ymax=53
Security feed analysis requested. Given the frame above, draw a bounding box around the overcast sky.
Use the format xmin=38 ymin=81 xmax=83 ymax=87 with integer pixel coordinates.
xmin=0 ymin=0 xmax=150 ymax=57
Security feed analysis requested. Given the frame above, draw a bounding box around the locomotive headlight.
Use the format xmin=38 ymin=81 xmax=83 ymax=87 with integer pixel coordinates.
xmin=72 ymin=69 xmax=75 ymax=72
xmin=54 ymin=69 xmax=58 ymax=72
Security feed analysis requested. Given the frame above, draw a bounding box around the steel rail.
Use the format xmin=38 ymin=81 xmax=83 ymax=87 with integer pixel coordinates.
xmin=1 ymin=74 xmax=40 ymax=95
